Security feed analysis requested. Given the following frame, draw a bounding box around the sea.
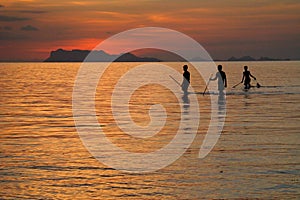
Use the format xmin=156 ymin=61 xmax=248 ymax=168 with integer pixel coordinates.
xmin=0 ymin=61 xmax=299 ymax=199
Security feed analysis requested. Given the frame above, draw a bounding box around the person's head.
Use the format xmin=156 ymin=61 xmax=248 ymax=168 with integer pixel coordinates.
xmin=183 ymin=65 xmax=188 ymax=71
xmin=244 ymin=65 xmax=248 ymax=71
xmin=218 ymin=64 xmax=222 ymax=71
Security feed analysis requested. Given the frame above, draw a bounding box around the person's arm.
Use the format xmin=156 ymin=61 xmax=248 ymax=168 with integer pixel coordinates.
xmin=210 ymin=73 xmax=217 ymax=81
xmin=250 ymin=73 xmax=256 ymax=80
xmin=241 ymin=73 xmax=245 ymax=83
xmin=224 ymin=75 xmax=227 ymax=88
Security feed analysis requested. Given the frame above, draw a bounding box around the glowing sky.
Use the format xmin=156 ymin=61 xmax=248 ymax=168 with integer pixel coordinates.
xmin=0 ymin=0 xmax=299 ymax=61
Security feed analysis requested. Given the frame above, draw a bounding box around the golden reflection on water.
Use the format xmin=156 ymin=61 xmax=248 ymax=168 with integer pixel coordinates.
xmin=95 ymin=62 xmax=209 ymax=154
xmin=0 ymin=62 xmax=299 ymax=199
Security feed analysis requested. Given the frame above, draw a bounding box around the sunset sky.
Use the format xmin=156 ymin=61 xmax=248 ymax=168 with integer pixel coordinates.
xmin=0 ymin=0 xmax=299 ymax=61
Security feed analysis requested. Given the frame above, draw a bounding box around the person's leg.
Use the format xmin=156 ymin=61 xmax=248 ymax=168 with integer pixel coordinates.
xmin=245 ymin=80 xmax=250 ymax=89
xmin=181 ymin=82 xmax=188 ymax=93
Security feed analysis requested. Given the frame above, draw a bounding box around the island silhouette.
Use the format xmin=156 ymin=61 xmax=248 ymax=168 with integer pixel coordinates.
xmin=44 ymin=49 xmax=161 ymax=62
xmin=44 ymin=48 xmax=291 ymax=62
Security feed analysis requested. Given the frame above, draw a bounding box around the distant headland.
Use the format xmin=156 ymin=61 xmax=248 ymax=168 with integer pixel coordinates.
xmin=44 ymin=49 xmax=161 ymax=62
xmin=43 ymin=48 xmax=292 ymax=62
xmin=224 ymin=56 xmax=290 ymax=62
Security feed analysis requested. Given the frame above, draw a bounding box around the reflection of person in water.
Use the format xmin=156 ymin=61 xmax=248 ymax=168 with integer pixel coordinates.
xmin=210 ymin=64 xmax=227 ymax=94
xmin=241 ymin=65 xmax=256 ymax=89
xmin=182 ymin=92 xmax=190 ymax=111
xmin=181 ymin=65 xmax=190 ymax=93
xmin=218 ymin=89 xmax=226 ymax=112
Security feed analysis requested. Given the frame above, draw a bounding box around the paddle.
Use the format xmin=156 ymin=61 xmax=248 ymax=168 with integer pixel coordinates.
xmin=203 ymin=74 xmax=213 ymax=96
xmin=232 ymin=82 xmax=242 ymax=88
xmin=169 ymin=75 xmax=181 ymax=87
xmin=254 ymin=79 xmax=261 ymax=88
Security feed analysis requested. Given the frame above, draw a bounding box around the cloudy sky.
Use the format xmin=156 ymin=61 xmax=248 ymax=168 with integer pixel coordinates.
xmin=0 ymin=0 xmax=299 ymax=61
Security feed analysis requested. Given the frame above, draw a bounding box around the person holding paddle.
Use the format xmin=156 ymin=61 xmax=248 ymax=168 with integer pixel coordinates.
xmin=209 ymin=64 xmax=227 ymax=93
xmin=241 ymin=65 xmax=256 ymax=89
xmin=181 ymin=64 xmax=190 ymax=93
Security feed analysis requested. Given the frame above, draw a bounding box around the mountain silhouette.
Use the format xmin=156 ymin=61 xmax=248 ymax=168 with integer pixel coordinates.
xmin=227 ymin=56 xmax=290 ymax=61
xmin=44 ymin=49 xmax=291 ymax=62
xmin=44 ymin=49 xmax=161 ymax=62
xmin=228 ymin=56 xmax=256 ymax=61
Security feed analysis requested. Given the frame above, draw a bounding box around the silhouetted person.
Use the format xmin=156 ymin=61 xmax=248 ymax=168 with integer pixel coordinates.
xmin=241 ymin=66 xmax=256 ymax=89
xmin=181 ymin=65 xmax=190 ymax=93
xmin=210 ymin=64 xmax=227 ymax=93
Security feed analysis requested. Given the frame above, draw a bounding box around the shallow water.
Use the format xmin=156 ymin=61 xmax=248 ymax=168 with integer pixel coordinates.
xmin=0 ymin=61 xmax=299 ymax=199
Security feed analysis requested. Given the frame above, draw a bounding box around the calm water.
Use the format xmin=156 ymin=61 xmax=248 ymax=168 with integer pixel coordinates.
xmin=0 ymin=61 xmax=299 ymax=199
